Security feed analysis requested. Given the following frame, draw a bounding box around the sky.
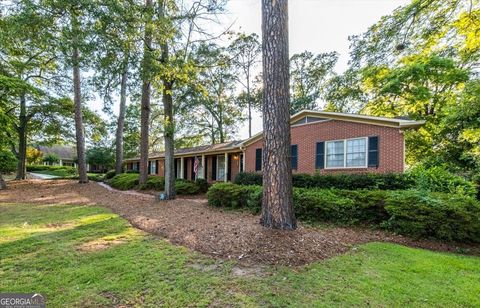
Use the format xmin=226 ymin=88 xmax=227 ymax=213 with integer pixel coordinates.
xmin=89 ymin=0 xmax=409 ymax=142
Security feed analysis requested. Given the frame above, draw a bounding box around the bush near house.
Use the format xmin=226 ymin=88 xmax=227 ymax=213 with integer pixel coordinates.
xmin=207 ymin=183 xmax=480 ymax=242
xmin=108 ymin=173 xmax=206 ymax=195
xmin=235 ymin=172 xmax=414 ymax=190
xmin=234 ymin=168 xmax=478 ymax=198
xmin=27 ymin=165 xmax=76 ymax=173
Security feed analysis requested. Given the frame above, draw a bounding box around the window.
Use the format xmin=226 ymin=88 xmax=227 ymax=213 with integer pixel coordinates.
xmin=346 ymin=138 xmax=366 ymax=167
xmin=216 ymin=155 xmax=225 ymax=181
xmin=150 ymin=161 xmax=157 ymax=174
xmin=326 ymin=141 xmax=345 ymax=168
xmin=325 ymin=137 xmax=367 ymax=168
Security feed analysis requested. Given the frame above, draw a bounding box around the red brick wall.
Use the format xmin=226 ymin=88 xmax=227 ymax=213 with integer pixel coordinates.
xmin=244 ymin=120 xmax=405 ymax=174
xmin=230 ymin=153 xmax=241 ymax=181
xmin=157 ymin=159 xmax=165 ymax=176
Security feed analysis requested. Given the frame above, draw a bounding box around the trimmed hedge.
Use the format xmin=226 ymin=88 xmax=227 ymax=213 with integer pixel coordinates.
xmin=27 ymin=165 xmax=76 ymax=174
xmin=207 ymin=183 xmax=480 ymax=242
xmin=104 ymin=170 xmax=117 ymax=180
xmin=234 ymin=172 xmax=414 ymax=190
xmin=108 ymin=173 xmax=205 ymax=195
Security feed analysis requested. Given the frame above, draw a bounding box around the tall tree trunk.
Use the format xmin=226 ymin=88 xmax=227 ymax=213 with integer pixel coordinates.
xmin=72 ymin=14 xmax=88 ymax=184
xmin=260 ymin=0 xmax=296 ymax=230
xmin=247 ymin=74 xmax=252 ymax=138
xmin=15 ymin=93 xmax=27 ymax=180
xmin=163 ymin=79 xmax=176 ymax=199
xmin=0 ymin=173 xmax=6 ymax=190
xmin=139 ymin=0 xmax=153 ymax=185
xmin=115 ymin=68 xmax=128 ymax=174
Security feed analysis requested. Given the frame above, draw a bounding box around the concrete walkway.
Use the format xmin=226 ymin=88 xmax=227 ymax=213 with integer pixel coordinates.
xmin=28 ymin=172 xmax=61 ymax=179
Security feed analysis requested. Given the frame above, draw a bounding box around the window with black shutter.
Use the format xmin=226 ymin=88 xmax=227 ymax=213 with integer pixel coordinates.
xmin=291 ymin=145 xmax=298 ymax=170
xmin=255 ymin=148 xmax=262 ymax=171
xmin=368 ymin=136 xmax=379 ymax=167
xmin=315 ymin=142 xmax=325 ymax=169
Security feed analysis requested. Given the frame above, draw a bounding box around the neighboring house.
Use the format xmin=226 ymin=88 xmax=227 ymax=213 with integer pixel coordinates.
xmin=38 ymin=145 xmax=77 ymax=167
xmin=124 ymin=110 xmax=425 ymax=182
xmin=36 ymin=145 xmax=100 ymax=172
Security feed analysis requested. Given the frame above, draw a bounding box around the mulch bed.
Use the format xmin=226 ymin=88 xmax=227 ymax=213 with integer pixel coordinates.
xmin=1 ymin=180 xmax=478 ymax=266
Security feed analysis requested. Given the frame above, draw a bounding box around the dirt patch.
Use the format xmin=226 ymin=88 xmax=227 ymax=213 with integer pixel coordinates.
xmin=77 ymin=239 xmax=127 ymax=252
xmin=1 ymin=180 xmax=478 ymax=266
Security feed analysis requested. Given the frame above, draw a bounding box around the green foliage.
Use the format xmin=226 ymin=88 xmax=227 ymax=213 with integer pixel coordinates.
xmin=384 ymin=190 xmax=480 ymax=242
xmin=408 ymin=165 xmax=477 ymax=197
xmin=104 ymin=170 xmax=117 ymax=180
xmin=138 ymin=176 xmax=165 ymax=191
xmin=194 ymin=178 xmax=209 ymax=193
xmin=86 ymin=146 xmax=114 ymax=171
xmin=0 ymin=150 xmax=17 ymax=173
xmin=207 ymin=183 xmax=480 ymax=242
xmin=43 ymin=153 xmax=60 ymax=165
xmin=234 ymin=172 xmax=263 ymax=186
xmin=234 ymin=172 xmax=414 ymax=190
xmin=109 ymin=173 xmax=139 ymax=190
xmin=26 ymin=165 xmax=76 ymax=173
xmin=175 ymin=180 xmax=200 ymax=195
xmin=290 ymin=51 xmax=338 ymax=114
xmin=207 ymin=182 xmax=261 ymax=211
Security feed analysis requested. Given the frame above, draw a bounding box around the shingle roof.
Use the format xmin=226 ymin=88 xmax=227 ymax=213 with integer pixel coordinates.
xmin=124 ymin=140 xmax=245 ymax=162
xmin=38 ymin=145 xmax=76 ymax=160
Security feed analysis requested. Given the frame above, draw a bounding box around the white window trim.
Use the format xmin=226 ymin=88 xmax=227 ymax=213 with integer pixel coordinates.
xmin=325 ymin=137 xmax=368 ymax=170
xmin=216 ymin=155 xmax=226 ymax=181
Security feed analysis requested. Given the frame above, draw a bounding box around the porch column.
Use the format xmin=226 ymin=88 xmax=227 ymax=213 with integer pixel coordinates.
xmin=224 ymin=153 xmax=228 ymax=182
xmin=242 ymin=152 xmax=245 ymax=172
xmin=180 ymin=157 xmax=184 ymax=179
xmin=201 ymin=155 xmax=205 ymax=179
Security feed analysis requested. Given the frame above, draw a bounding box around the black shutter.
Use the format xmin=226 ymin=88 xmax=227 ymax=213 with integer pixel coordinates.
xmin=212 ymin=156 xmax=217 ymax=181
xmin=227 ymin=154 xmax=232 ymax=181
xmin=315 ymin=142 xmax=325 ymax=169
xmin=183 ymin=159 xmax=188 ymax=179
xmin=255 ymin=148 xmax=262 ymax=171
xmin=148 ymin=161 xmax=151 ymax=174
xmin=174 ymin=159 xmax=178 ymax=178
xmin=368 ymin=136 xmax=379 ymax=167
xmin=204 ymin=157 xmax=208 ymax=180
xmin=191 ymin=157 xmax=195 ymax=180
xmin=156 ymin=160 xmax=159 ymax=175
xmin=291 ymin=145 xmax=298 ymax=170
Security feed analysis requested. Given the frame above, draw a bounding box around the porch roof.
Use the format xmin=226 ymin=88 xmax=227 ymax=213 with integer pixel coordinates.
xmin=124 ymin=140 xmax=244 ymax=162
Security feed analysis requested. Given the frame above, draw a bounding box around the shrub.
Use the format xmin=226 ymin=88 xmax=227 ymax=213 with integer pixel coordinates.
xmin=207 ymin=182 xmax=261 ymax=211
xmin=234 ymin=172 xmax=414 ymax=190
xmin=104 ymin=170 xmax=117 ymax=180
xmin=207 ymin=183 xmax=480 ymax=242
xmin=175 ymin=180 xmax=199 ymax=195
xmin=234 ymin=172 xmax=262 ymax=186
xmin=27 ymin=165 xmax=76 ymax=173
xmin=126 ymin=170 xmax=139 ymax=174
xmin=384 ymin=190 xmax=480 ymax=242
xmin=109 ymin=173 xmax=139 ymax=190
xmin=195 ymin=178 xmax=209 ymax=193
xmin=138 ymin=176 xmax=165 ymax=190
xmin=408 ymin=165 xmax=477 ymax=197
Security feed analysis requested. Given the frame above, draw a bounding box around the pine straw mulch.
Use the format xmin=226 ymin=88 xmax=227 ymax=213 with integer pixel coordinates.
xmin=1 ymin=179 xmax=478 ymax=266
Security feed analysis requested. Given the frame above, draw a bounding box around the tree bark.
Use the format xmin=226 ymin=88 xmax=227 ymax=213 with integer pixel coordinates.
xmin=115 ymin=67 xmax=128 ymax=174
xmin=72 ymin=13 xmax=88 ymax=184
xmin=163 ymin=79 xmax=176 ymax=199
xmin=0 ymin=173 xmax=6 ymax=190
xmin=247 ymin=74 xmax=252 ymax=138
xmin=139 ymin=0 xmax=153 ymax=185
xmin=260 ymin=0 xmax=296 ymax=230
xmin=15 ymin=93 xmax=27 ymax=180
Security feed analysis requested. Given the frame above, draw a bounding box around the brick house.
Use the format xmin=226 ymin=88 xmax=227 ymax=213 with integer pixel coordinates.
xmin=124 ymin=110 xmax=424 ymax=182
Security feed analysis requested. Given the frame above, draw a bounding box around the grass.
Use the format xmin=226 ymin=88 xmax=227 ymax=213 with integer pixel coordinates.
xmin=1 ymin=203 xmax=479 ymax=307
xmin=32 ymin=169 xmax=75 ymax=177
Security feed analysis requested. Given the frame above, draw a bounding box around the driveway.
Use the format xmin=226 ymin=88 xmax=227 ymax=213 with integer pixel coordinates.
xmin=28 ymin=172 xmax=61 ymax=179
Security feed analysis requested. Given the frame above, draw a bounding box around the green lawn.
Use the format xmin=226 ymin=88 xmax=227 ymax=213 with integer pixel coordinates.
xmin=1 ymin=203 xmax=479 ymax=307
